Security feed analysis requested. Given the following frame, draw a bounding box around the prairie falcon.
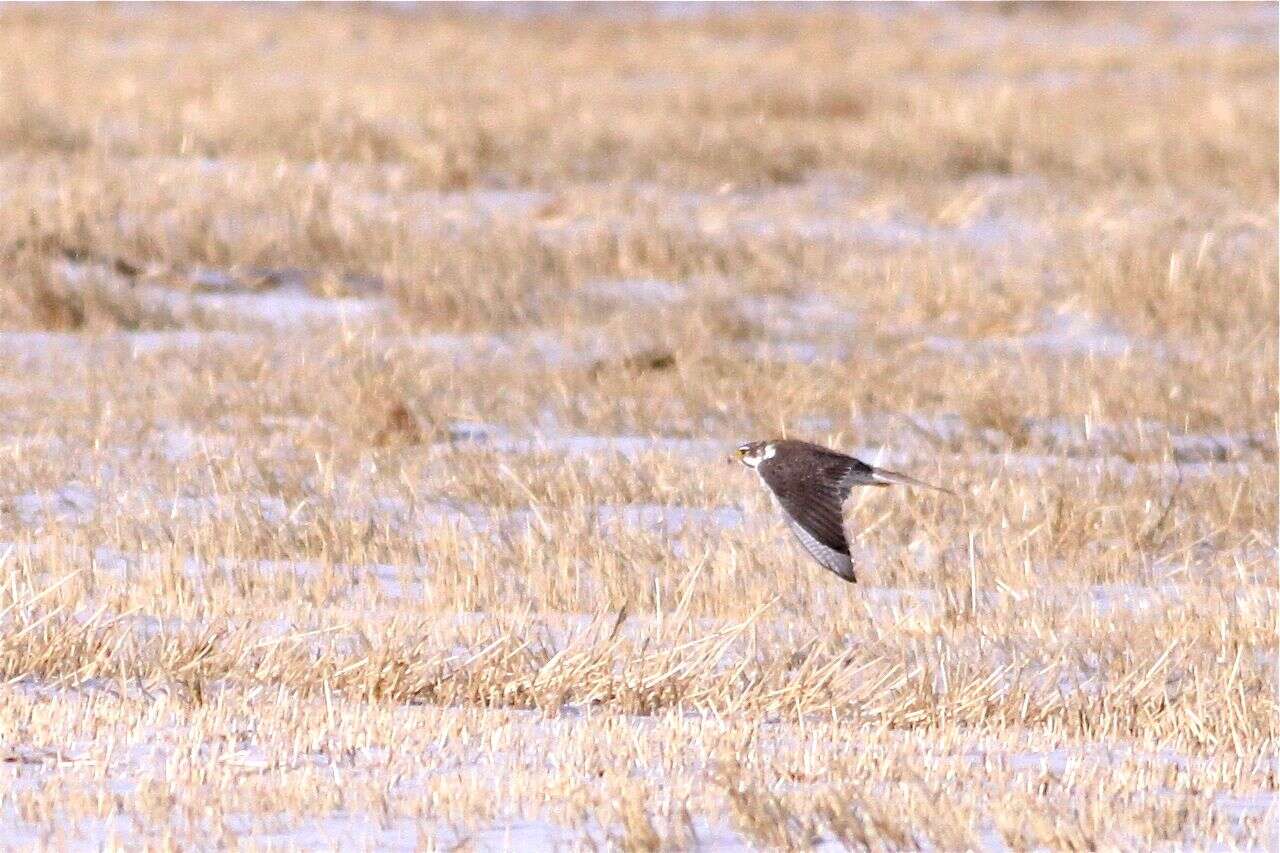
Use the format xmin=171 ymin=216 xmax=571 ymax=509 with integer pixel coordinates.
xmin=736 ymin=438 xmax=951 ymax=583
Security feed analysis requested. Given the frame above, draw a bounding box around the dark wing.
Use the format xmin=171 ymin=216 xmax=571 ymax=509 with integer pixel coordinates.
xmin=758 ymin=445 xmax=875 ymax=583
xmin=782 ymin=515 xmax=856 ymax=583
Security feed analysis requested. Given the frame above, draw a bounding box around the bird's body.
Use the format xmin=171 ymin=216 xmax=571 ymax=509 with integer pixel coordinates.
xmin=736 ymin=438 xmax=950 ymax=583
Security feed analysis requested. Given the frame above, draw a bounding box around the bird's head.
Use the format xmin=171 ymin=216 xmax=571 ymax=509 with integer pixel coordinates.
xmin=735 ymin=440 xmax=775 ymax=468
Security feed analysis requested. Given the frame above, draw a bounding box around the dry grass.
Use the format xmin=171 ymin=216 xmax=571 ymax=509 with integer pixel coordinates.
xmin=0 ymin=3 xmax=1275 ymax=849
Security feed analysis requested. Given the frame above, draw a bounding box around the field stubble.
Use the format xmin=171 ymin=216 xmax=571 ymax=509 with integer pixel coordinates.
xmin=0 ymin=3 xmax=1276 ymax=850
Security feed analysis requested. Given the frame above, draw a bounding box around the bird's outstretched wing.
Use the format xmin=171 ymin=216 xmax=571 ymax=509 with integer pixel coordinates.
xmin=781 ymin=514 xmax=856 ymax=582
xmin=758 ymin=449 xmax=871 ymax=583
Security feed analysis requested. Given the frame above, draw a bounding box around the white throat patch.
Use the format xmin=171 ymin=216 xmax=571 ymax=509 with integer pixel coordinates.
xmin=741 ymin=442 xmax=776 ymax=468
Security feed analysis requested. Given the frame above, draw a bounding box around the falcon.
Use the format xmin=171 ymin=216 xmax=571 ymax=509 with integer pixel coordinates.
xmin=736 ymin=438 xmax=951 ymax=583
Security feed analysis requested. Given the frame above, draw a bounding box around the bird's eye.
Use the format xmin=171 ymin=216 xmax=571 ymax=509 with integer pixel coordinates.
xmin=736 ymin=446 xmax=748 ymax=457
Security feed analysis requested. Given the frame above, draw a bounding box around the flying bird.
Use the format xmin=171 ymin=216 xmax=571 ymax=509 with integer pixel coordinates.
xmin=736 ymin=438 xmax=951 ymax=583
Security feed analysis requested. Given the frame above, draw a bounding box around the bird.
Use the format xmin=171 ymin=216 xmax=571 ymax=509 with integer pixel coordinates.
xmin=736 ymin=438 xmax=952 ymax=583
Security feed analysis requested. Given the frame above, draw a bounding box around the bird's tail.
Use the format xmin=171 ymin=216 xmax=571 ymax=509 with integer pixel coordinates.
xmin=869 ymin=466 xmax=955 ymax=496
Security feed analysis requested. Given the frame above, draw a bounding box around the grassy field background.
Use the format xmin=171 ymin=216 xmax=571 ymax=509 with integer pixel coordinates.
xmin=0 ymin=3 xmax=1275 ymax=849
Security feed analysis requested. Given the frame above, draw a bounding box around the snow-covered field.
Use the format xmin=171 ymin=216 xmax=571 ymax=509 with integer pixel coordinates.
xmin=0 ymin=3 xmax=1275 ymax=849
